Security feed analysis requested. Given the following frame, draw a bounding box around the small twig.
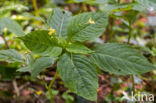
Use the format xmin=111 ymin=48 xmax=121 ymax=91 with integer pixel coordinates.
xmin=13 ymin=79 xmax=20 ymax=96
xmin=19 ymin=82 xmax=30 ymax=91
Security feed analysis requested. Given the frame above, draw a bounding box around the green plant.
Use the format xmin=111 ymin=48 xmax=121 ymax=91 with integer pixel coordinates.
xmin=62 ymin=92 xmax=74 ymax=103
xmin=0 ymin=4 xmax=156 ymax=103
xmin=70 ymin=0 xmax=156 ymax=97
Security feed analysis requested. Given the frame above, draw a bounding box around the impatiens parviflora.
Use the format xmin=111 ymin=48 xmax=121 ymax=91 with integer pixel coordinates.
xmin=48 ymin=28 xmax=56 ymax=37
xmin=87 ymin=18 xmax=95 ymax=24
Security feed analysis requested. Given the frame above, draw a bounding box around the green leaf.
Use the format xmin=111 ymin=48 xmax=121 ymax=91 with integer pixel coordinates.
xmin=133 ymin=0 xmax=156 ymax=12
xmin=66 ymin=42 xmax=94 ymax=54
xmin=18 ymin=55 xmax=55 ymax=77
xmin=1 ymin=17 xmax=25 ymax=36
xmin=100 ymin=4 xmax=134 ymax=13
xmin=19 ymin=30 xmax=62 ymax=57
xmin=17 ymin=54 xmax=34 ymax=72
xmin=0 ymin=49 xmax=23 ymax=63
xmin=72 ymin=0 xmax=110 ymax=3
xmin=57 ymin=53 xmax=98 ymax=100
xmin=17 ymin=66 xmax=31 ymax=72
xmin=47 ymin=8 xmax=72 ymax=37
xmin=67 ymin=12 xmax=108 ymax=42
xmin=91 ymin=43 xmax=156 ymax=75
xmin=31 ymin=57 xmax=54 ymax=78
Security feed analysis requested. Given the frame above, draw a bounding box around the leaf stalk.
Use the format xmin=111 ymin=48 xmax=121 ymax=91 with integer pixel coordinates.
xmin=48 ymin=70 xmax=58 ymax=103
xmin=32 ymin=0 xmax=39 ymax=16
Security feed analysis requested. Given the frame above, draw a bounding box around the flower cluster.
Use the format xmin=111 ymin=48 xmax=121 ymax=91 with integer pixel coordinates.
xmin=48 ymin=28 xmax=56 ymax=36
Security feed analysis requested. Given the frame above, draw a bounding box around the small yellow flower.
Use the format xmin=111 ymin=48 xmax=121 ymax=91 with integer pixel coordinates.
xmin=34 ymin=54 xmax=40 ymax=58
xmin=48 ymin=28 xmax=56 ymax=36
xmin=87 ymin=18 xmax=95 ymax=24
xmin=36 ymin=90 xmax=43 ymax=95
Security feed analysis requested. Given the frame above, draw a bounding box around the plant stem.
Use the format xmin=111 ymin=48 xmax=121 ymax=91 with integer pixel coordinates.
xmin=151 ymin=34 xmax=155 ymax=94
xmin=150 ymin=71 xmax=154 ymax=94
xmin=127 ymin=22 xmax=135 ymax=95
xmin=127 ymin=23 xmax=132 ymax=44
xmin=46 ymin=0 xmax=49 ymax=4
xmin=131 ymin=75 xmax=135 ymax=94
xmin=109 ymin=23 xmax=114 ymax=42
xmin=1 ymin=34 xmax=9 ymax=49
xmin=109 ymin=17 xmax=114 ymax=42
xmin=48 ymin=70 xmax=58 ymax=103
xmin=32 ymin=0 xmax=39 ymax=16
xmin=82 ymin=3 xmax=88 ymax=12
xmin=118 ymin=0 xmax=120 ymax=3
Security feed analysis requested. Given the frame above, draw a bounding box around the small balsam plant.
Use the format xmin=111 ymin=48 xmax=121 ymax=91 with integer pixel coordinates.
xmin=0 ymin=7 xmax=156 ymax=101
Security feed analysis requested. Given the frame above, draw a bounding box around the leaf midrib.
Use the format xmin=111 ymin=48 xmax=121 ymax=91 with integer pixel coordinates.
xmin=69 ymin=13 xmax=104 ymax=40
xmin=70 ymin=56 xmax=96 ymax=99
xmin=22 ymin=38 xmax=58 ymax=47
xmin=59 ymin=14 xmax=65 ymax=37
